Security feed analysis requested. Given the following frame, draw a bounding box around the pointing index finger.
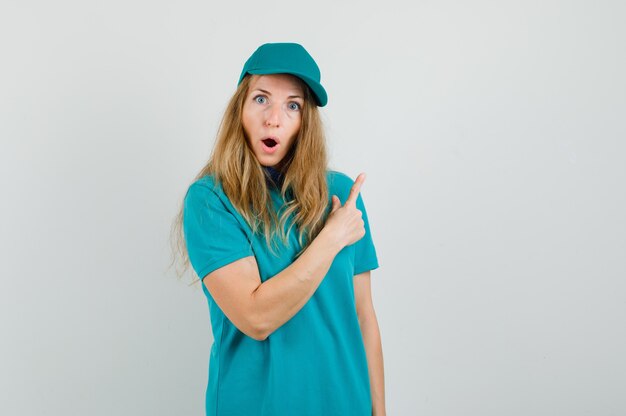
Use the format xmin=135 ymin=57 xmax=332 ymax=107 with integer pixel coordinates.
xmin=346 ymin=173 xmax=366 ymax=207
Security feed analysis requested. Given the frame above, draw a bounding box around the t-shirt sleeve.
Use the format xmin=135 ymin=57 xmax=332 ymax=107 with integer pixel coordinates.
xmin=353 ymin=192 xmax=380 ymax=275
xmin=183 ymin=182 xmax=254 ymax=280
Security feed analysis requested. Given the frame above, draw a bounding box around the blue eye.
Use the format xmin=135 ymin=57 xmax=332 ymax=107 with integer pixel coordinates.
xmin=288 ymin=102 xmax=301 ymax=111
xmin=254 ymin=95 xmax=267 ymax=104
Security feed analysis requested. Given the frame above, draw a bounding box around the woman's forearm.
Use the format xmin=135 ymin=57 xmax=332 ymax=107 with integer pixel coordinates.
xmin=360 ymin=313 xmax=386 ymax=416
xmin=251 ymin=228 xmax=342 ymax=339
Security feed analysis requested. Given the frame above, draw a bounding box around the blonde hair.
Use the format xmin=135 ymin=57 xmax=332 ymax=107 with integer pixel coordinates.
xmin=170 ymin=74 xmax=330 ymax=282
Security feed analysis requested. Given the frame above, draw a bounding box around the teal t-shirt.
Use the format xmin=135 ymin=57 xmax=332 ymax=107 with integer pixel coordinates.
xmin=183 ymin=170 xmax=379 ymax=416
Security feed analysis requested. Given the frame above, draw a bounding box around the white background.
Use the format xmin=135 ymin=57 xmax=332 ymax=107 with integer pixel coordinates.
xmin=1 ymin=1 xmax=625 ymax=415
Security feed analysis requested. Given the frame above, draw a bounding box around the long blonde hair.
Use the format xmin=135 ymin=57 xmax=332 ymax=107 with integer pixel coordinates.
xmin=170 ymin=74 xmax=330 ymax=281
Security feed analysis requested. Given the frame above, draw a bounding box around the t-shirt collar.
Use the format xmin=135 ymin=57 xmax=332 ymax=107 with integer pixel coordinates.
xmin=262 ymin=165 xmax=284 ymax=188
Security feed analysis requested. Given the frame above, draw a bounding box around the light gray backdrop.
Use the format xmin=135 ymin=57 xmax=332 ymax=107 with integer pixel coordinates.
xmin=1 ymin=1 xmax=624 ymax=415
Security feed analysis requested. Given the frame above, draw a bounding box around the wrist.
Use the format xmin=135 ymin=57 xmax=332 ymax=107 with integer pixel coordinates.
xmin=318 ymin=227 xmax=344 ymax=255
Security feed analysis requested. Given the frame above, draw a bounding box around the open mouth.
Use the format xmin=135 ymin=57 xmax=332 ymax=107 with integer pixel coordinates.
xmin=262 ymin=138 xmax=278 ymax=148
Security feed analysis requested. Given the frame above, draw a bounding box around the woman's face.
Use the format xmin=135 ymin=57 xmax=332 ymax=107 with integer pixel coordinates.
xmin=242 ymin=74 xmax=304 ymax=168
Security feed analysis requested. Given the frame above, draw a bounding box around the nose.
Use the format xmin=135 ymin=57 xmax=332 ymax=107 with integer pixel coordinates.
xmin=264 ymin=104 xmax=281 ymax=128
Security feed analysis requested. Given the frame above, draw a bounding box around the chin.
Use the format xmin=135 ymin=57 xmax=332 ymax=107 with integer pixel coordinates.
xmin=257 ymin=155 xmax=283 ymax=168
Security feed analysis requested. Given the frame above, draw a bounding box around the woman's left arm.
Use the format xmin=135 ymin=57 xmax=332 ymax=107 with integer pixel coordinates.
xmin=354 ymin=271 xmax=386 ymax=416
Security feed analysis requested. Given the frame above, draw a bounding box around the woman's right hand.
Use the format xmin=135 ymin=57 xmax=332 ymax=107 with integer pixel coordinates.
xmin=323 ymin=173 xmax=367 ymax=250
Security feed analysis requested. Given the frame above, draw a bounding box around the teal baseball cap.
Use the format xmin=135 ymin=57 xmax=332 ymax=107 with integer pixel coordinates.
xmin=237 ymin=43 xmax=328 ymax=107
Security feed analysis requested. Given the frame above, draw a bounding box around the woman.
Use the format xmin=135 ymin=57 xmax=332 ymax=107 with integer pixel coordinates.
xmin=173 ymin=43 xmax=386 ymax=416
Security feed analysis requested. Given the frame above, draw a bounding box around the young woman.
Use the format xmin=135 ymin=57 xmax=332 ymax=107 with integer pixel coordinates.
xmin=173 ymin=43 xmax=386 ymax=416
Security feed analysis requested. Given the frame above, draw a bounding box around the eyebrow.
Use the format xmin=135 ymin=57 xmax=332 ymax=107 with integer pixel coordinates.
xmin=253 ymin=88 xmax=303 ymax=100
